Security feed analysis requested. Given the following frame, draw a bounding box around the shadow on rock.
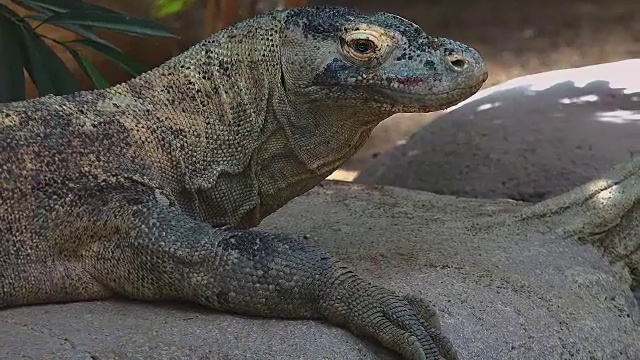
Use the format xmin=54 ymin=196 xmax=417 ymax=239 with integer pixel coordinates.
xmin=356 ymin=60 xmax=640 ymax=202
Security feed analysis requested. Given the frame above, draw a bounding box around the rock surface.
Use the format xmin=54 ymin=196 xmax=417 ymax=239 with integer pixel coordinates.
xmin=356 ymin=60 xmax=640 ymax=202
xmin=2 ymin=181 xmax=638 ymax=359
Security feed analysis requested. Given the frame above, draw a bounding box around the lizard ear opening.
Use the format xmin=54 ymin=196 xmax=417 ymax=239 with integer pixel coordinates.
xmin=279 ymin=59 xmax=288 ymax=92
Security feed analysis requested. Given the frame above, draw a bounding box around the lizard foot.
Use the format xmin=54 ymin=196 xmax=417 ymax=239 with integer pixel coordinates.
xmin=402 ymin=294 xmax=458 ymax=360
xmin=322 ymin=272 xmax=458 ymax=360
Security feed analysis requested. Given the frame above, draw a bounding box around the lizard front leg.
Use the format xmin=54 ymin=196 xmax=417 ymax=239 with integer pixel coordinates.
xmin=86 ymin=192 xmax=457 ymax=360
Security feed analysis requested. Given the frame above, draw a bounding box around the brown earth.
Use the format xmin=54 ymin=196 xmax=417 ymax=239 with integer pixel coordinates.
xmin=6 ymin=0 xmax=639 ymax=178
xmin=317 ymin=0 xmax=640 ymax=87
xmin=317 ymin=0 xmax=640 ymax=178
xmin=15 ymin=0 xmax=639 ymax=97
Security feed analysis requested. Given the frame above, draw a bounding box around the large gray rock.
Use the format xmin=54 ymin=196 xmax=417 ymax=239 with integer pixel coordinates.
xmin=356 ymin=60 xmax=640 ymax=202
xmin=2 ymin=180 xmax=638 ymax=359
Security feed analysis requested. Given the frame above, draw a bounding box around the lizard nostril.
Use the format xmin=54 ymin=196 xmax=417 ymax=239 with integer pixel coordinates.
xmin=450 ymin=59 xmax=466 ymax=69
xmin=447 ymin=55 xmax=468 ymax=71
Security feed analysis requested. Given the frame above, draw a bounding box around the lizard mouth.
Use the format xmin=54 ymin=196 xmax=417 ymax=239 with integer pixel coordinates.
xmin=302 ymin=79 xmax=484 ymax=113
xmin=379 ymin=83 xmax=483 ymax=99
xmin=374 ymin=82 xmax=485 ymax=112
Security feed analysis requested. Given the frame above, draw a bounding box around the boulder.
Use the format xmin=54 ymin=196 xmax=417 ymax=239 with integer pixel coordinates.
xmin=356 ymin=60 xmax=640 ymax=202
xmin=2 ymin=180 xmax=638 ymax=359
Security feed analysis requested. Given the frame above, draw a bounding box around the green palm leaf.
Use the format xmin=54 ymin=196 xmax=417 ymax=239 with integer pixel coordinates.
xmin=0 ymin=0 xmax=179 ymax=101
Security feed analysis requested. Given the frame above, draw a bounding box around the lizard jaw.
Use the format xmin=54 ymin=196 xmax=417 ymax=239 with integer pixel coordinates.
xmin=376 ymin=80 xmax=487 ymax=113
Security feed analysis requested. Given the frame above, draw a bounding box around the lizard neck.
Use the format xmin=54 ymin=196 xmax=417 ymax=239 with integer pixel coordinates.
xmin=245 ymin=93 xmax=392 ymax=224
xmin=278 ymin=95 xmax=393 ymax=176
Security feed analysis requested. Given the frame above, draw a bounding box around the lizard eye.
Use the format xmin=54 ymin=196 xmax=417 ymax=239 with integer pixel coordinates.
xmin=351 ymin=39 xmax=376 ymax=54
xmin=341 ymin=30 xmax=383 ymax=61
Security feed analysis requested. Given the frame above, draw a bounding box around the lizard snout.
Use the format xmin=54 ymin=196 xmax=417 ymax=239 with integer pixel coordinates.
xmin=441 ymin=42 xmax=488 ymax=85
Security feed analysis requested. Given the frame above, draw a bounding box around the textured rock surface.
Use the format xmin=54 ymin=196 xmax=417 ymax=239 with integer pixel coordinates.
xmin=356 ymin=60 xmax=640 ymax=202
xmin=2 ymin=181 xmax=638 ymax=359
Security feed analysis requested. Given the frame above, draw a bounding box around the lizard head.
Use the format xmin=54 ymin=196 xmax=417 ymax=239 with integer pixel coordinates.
xmin=279 ymin=6 xmax=488 ymax=114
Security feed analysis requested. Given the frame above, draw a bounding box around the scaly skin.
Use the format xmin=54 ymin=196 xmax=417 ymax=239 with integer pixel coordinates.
xmin=0 ymin=7 xmax=487 ymax=359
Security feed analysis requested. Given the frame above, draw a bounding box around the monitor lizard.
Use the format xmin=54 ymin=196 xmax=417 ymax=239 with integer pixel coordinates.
xmin=0 ymin=6 xmax=488 ymax=359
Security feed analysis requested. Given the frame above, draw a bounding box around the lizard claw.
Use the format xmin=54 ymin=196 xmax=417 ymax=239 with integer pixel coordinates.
xmin=373 ymin=293 xmax=458 ymax=360
xmin=322 ymin=281 xmax=458 ymax=360
xmin=402 ymin=294 xmax=459 ymax=360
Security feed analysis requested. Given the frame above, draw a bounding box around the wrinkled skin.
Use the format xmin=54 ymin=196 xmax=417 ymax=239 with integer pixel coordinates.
xmin=0 ymin=6 xmax=487 ymax=360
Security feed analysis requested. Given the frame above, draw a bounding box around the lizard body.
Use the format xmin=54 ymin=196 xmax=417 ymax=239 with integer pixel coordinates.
xmin=0 ymin=6 xmax=487 ymax=359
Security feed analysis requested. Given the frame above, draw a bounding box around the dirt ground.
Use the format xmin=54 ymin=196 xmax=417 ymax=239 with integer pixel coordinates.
xmin=313 ymin=0 xmax=639 ymax=87
xmin=314 ymin=0 xmax=640 ymax=179
xmin=12 ymin=0 xmax=639 ymax=180
xmin=18 ymin=0 xmax=639 ymax=93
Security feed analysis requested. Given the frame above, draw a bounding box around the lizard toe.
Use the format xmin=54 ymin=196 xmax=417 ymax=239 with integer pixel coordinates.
xmin=350 ymin=289 xmax=457 ymax=360
xmin=403 ymin=294 xmax=459 ymax=360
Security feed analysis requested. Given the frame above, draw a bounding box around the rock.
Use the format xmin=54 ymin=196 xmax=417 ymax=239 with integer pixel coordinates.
xmin=2 ymin=181 xmax=638 ymax=359
xmin=356 ymin=60 xmax=640 ymax=202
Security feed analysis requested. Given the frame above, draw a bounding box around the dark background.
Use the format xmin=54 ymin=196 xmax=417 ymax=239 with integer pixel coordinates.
xmin=9 ymin=0 xmax=639 ymax=97
xmin=313 ymin=0 xmax=639 ymax=86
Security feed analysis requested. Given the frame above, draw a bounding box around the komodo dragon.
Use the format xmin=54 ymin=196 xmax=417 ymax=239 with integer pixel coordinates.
xmin=0 ymin=6 xmax=488 ymax=360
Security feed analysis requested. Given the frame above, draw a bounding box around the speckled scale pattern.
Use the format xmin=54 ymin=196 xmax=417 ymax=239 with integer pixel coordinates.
xmin=0 ymin=6 xmax=488 ymax=360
